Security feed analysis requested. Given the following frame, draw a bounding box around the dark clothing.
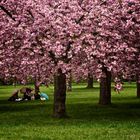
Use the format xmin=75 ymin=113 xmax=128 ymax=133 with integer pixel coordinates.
xmin=20 ymin=87 xmax=32 ymax=94
xmin=8 ymin=91 xmax=19 ymax=101
xmin=22 ymin=93 xmax=31 ymax=100
xmin=20 ymin=87 xmax=33 ymax=100
xmin=34 ymin=94 xmax=40 ymax=100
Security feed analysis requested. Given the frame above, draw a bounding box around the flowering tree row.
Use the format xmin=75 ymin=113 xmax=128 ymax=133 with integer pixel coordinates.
xmin=0 ymin=0 xmax=140 ymax=117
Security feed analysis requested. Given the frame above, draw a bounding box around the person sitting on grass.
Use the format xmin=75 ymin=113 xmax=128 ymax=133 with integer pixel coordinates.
xmin=20 ymin=87 xmax=33 ymax=101
xmin=34 ymin=93 xmax=40 ymax=100
xmin=40 ymin=92 xmax=49 ymax=101
xmin=34 ymin=88 xmax=41 ymax=100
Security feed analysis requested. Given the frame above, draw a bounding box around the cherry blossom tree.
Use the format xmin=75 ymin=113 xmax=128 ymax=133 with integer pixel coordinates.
xmin=71 ymin=0 xmax=139 ymax=104
xmin=0 ymin=0 xmax=140 ymax=117
xmin=0 ymin=0 xmax=85 ymax=117
xmin=104 ymin=0 xmax=140 ymax=97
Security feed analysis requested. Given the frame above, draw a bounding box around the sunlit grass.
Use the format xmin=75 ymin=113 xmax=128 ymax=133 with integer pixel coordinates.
xmin=0 ymin=82 xmax=140 ymax=140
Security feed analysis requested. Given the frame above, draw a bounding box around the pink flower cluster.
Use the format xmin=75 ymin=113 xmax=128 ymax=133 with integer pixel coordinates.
xmin=0 ymin=0 xmax=140 ymax=83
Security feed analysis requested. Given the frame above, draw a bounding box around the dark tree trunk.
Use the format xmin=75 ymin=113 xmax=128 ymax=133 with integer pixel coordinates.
xmin=87 ymin=73 xmax=93 ymax=88
xmin=0 ymin=78 xmax=6 ymax=85
xmin=136 ymin=75 xmax=140 ymax=98
xmin=33 ymin=77 xmax=40 ymax=99
xmin=99 ymin=67 xmax=111 ymax=105
xmin=13 ymin=77 xmax=17 ymax=87
xmin=34 ymin=83 xmax=40 ymax=94
xmin=67 ymin=72 xmax=72 ymax=92
xmin=53 ymin=68 xmax=67 ymax=118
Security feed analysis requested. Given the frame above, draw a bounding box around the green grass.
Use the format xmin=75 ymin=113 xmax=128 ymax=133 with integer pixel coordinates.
xmin=0 ymin=82 xmax=140 ymax=140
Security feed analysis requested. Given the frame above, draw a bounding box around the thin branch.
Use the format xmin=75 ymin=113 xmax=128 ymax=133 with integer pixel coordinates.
xmin=27 ymin=9 xmax=34 ymax=19
xmin=48 ymin=51 xmax=58 ymax=65
xmin=75 ymin=15 xmax=84 ymax=24
xmin=0 ymin=5 xmax=16 ymax=21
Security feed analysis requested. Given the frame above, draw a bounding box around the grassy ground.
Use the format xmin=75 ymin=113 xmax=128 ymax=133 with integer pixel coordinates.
xmin=0 ymin=82 xmax=140 ymax=140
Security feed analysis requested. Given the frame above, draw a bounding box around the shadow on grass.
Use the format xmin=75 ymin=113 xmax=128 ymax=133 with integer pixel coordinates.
xmin=0 ymin=98 xmax=140 ymax=127
xmin=68 ymin=102 xmax=140 ymax=120
xmin=0 ymin=100 xmax=52 ymax=113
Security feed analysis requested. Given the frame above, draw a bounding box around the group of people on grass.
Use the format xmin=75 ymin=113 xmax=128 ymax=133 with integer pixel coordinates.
xmin=8 ymin=87 xmax=49 ymax=102
xmin=8 ymin=79 xmax=122 ymax=102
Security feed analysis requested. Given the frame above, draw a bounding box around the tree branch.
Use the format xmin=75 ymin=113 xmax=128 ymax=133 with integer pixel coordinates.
xmin=27 ymin=9 xmax=34 ymax=19
xmin=48 ymin=51 xmax=58 ymax=65
xmin=0 ymin=5 xmax=16 ymax=21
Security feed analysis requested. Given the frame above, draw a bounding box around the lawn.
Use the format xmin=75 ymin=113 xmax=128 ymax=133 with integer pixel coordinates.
xmin=0 ymin=82 xmax=140 ymax=140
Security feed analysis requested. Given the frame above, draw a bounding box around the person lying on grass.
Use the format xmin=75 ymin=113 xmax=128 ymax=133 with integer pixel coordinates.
xmin=8 ymin=89 xmax=19 ymax=101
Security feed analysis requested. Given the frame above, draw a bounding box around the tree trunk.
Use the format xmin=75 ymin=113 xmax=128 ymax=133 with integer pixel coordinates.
xmin=53 ymin=68 xmax=67 ymax=118
xmin=34 ymin=83 xmax=40 ymax=94
xmin=67 ymin=71 xmax=72 ymax=92
xmin=87 ymin=73 xmax=93 ymax=88
xmin=136 ymin=75 xmax=140 ymax=98
xmin=99 ymin=67 xmax=111 ymax=105
xmin=0 ymin=78 xmax=6 ymax=85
